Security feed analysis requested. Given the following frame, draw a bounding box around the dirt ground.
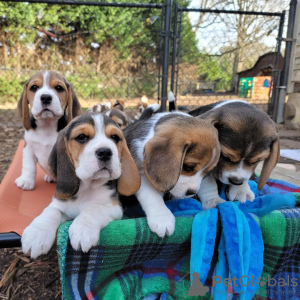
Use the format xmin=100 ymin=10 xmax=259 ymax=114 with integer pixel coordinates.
xmin=0 ymin=109 xmax=61 ymax=300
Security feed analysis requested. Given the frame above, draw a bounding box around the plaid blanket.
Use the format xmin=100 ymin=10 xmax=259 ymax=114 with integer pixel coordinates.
xmin=57 ymin=179 xmax=300 ymax=300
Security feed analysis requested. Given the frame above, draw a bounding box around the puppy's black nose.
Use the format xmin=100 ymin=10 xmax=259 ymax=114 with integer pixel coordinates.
xmin=228 ymin=177 xmax=244 ymax=185
xmin=41 ymin=94 xmax=52 ymax=105
xmin=95 ymin=147 xmax=112 ymax=162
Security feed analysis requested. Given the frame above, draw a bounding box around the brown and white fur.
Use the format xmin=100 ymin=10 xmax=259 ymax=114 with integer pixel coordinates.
xmin=124 ymin=111 xmax=220 ymax=237
xmin=22 ymin=113 xmax=141 ymax=258
xmin=15 ymin=71 xmax=81 ymax=190
xmin=189 ymin=100 xmax=280 ymax=208
xmin=87 ymin=101 xmax=111 ymax=113
xmin=134 ymin=95 xmax=149 ymax=120
xmin=113 ymin=99 xmax=125 ymax=111
xmin=105 ymin=108 xmax=133 ymax=130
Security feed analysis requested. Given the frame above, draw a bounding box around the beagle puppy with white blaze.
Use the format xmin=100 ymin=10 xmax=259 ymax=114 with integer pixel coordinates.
xmin=22 ymin=113 xmax=141 ymax=258
xmin=123 ymin=111 xmax=220 ymax=237
xmin=189 ymin=100 xmax=280 ymax=208
xmin=15 ymin=71 xmax=81 ymax=190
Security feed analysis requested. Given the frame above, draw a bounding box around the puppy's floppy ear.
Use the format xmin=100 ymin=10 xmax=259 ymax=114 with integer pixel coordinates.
xmin=48 ymin=130 xmax=80 ymax=200
xmin=144 ymin=130 xmax=189 ymax=192
xmin=17 ymin=82 xmax=31 ymax=130
xmin=66 ymin=83 xmax=81 ymax=123
xmin=257 ymin=137 xmax=280 ymax=190
xmin=117 ymin=139 xmax=141 ymax=196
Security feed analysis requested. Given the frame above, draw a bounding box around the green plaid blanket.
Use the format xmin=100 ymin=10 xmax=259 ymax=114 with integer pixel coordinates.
xmin=57 ymin=179 xmax=300 ymax=300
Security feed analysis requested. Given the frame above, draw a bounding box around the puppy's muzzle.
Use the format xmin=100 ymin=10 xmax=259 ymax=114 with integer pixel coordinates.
xmin=95 ymin=147 xmax=112 ymax=162
xmin=41 ymin=94 xmax=52 ymax=106
xmin=228 ymin=177 xmax=244 ymax=185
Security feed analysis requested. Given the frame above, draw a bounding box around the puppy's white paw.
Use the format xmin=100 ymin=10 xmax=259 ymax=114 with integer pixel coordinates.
xmin=69 ymin=217 xmax=100 ymax=252
xmin=202 ymin=197 xmax=225 ymax=210
xmin=227 ymin=183 xmax=255 ymax=204
xmin=15 ymin=176 xmax=35 ymax=190
xmin=22 ymin=222 xmax=57 ymax=258
xmin=147 ymin=208 xmax=175 ymax=238
xmin=44 ymin=174 xmax=55 ymax=183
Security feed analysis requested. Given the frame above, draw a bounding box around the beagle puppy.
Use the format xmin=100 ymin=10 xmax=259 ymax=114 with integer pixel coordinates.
xmin=15 ymin=71 xmax=81 ymax=190
xmin=134 ymin=95 xmax=149 ymax=120
xmin=113 ymin=99 xmax=125 ymax=111
xmin=105 ymin=108 xmax=133 ymax=130
xmin=87 ymin=101 xmax=111 ymax=113
xmin=124 ymin=112 xmax=220 ymax=237
xmin=22 ymin=113 xmax=141 ymax=258
xmin=189 ymin=100 xmax=280 ymax=208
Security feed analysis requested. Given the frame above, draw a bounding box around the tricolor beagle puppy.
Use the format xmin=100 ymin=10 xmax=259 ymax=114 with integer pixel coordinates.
xmin=189 ymin=100 xmax=280 ymax=208
xmin=134 ymin=95 xmax=149 ymax=120
xmin=87 ymin=101 xmax=111 ymax=113
xmin=124 ymin=112 xmax=220 ymax=237
xmin=105 ymin=108 xmax=133 ymax=130
xmin=15 ymin=71 xmax=81 ymax=190
xmin=113 ymin=99 xmax=125 ymax=111
xmin=22 ymin=113 xmax=141 ymax=258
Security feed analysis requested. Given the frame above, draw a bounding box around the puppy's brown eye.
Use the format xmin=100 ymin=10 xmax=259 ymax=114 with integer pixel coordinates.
xmin=111 ymin=134 xmax=121 ymax=143
xmin=221 ymin=153 xmax=233 ymax=163
xmin=75 ymin=134 xmax=89 ymax=144
xmin=55 ymin=85 xmax=64 ymax=92
xmin=30 ymin=85 xmax=39 ymax=92
xmin=182 ymin=164 xmax=195 ymax=173
xmin=246 ymin=160 xmax=259 ymax=166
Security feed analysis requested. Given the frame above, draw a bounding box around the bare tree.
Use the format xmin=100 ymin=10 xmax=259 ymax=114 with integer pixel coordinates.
xmin=189 ymin=0 xmax=290 ymax=93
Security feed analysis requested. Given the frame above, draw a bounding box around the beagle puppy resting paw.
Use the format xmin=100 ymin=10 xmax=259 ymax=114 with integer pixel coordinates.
xmin=124 ymin=112 xmax=220 ymax=237
xmin=15 ymin=71 xmax=81 ymax=190
xmin=190 ymin=100 xmax=280 ymax=206
xmin=21 ymin=113 xmax=140 ymax=258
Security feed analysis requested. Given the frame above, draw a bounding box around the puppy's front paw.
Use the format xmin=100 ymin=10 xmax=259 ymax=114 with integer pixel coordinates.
xmin=227 ymin=184 xmax=255 ymax=204
xmin=69 ymin=217 xmax=100 ymax=252
xmin=15 ymin=176 xmax=35 ymax=190
xmin=147 ymin=208 xmax=175 ymax=238
xmin=202 ymin=197 xmax=225 ymax=210
xmin=44 ymin=174 xmax=55 ymax=183
xmin=22 ymin=223 xmax=57 ymax=258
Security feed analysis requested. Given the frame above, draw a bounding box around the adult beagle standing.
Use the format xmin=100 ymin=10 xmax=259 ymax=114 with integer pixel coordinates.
xmin=15 ymin=71 xmax=81 ymax=190
xmin=189 ymin=100 xmax=280 ymax=209
xmin=123 ymin=111 xmax=220 ymax=237
xmin=22 ymin=113 xmax=141 ymax=258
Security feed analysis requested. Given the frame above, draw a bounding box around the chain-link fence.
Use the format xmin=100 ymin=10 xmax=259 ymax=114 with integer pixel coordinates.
xmin=171 ymin=5 xmax=288 ymax=113
xmin=0 ymin=0 xmax=294 ymax=124
xmin=0 ymin=0 xmax=167 ymax=125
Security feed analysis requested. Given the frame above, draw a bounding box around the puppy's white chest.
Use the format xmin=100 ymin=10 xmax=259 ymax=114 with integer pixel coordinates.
xmin=53 ymin=183 xmax=116 ymax=220
xmin=25 ymin=128 xmax=58 ymax=173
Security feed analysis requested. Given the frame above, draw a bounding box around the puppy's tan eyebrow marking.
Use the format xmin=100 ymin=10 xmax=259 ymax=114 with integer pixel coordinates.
xmin=111 ymin=116 xmax=124 ymax=126
xmin=220 ymin=146 xmax=240 ymax=162
xmin=29 ymin=78 xmax=43 ymax=86
xmin=248 ymin=150 xmax=270 ymax=163
xmin=104 ymin=124 xmax=123 ymax=139
xmin=70 ymin=124 xmax=96 ymax=140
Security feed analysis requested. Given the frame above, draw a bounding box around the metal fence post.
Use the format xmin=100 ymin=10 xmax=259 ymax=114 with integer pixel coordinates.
xmin=170 ymin=3 xmax=178 ymax=98
xmin=275 ymin=0 xmax=297 ymax=123
xmin=269 ymin=11 xmax=285 ymax=117
xmin=161 ymin=0 xmax=172 ymax=112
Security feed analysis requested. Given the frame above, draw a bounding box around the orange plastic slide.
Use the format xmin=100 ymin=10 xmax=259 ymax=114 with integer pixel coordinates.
xmin=0 ymin=141 xmax=55 ymax=246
